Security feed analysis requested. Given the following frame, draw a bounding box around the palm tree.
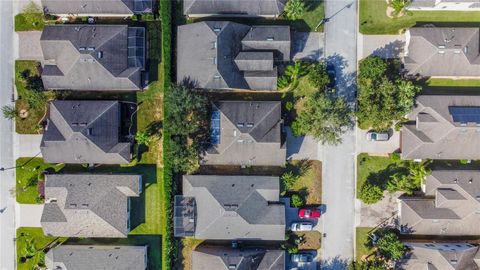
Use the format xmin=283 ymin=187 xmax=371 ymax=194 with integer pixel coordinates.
xmin=284 ymin=62 xmax=308 ymax=90
xmin=135 ymin=130 xmax=152 ymax=147
xmin=390 ymin=0 xmax=410 ymax=15
xmin=284 ymin=0 xmax=305 ymax=20
xmin=1 ymin=105 xmax=17 ymax=120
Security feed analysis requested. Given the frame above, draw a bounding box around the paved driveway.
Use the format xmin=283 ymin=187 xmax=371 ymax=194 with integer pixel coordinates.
xmin=356 ymin=128 xmax=400 ymax=155
xmin=17 ymin=31 xmax=43 ymax=60
xmin=358 ymin=34 xmax=406 ymax=60
xmin=15 ymin=134 xmax=43 ymax=159
xmin=292 ymin=32 xmax=324 ymax=62
xmin=286 ymin=127 xmax=319 ymax=161
xmin=15 ymin=203 xmax=43 ymax=228
xmin=357 ymin=192 xmax=401 ymax=228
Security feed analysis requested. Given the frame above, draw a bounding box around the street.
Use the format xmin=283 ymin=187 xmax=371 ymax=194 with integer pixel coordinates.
xmin=320 ymin=0 xmax=358 ymax=268
xmin=0 ymin=0 xmax=16 ymax=269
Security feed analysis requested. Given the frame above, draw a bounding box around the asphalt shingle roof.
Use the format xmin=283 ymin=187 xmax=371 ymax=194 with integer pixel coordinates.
xmin=176 ymin=21 xmax=290 ymax=90
xmin=175 ymin=175 xmax=285 ymax=240
xmin=45 ymin=245 xmax=147 ymax=270
xmin=41 ymin=100 xmax=132 ymax=164
xmin=183 ymin=0 xmax=287 ymax=17
xmin=41 ymin=25 xmax=145 ymax=91
xmin=42 ymin=0 xmax=153 ymax=15
xmin=203 ymin=101 xmax=286 ymax=166
xmin=41 ymin=174 xmax=141 ymax=238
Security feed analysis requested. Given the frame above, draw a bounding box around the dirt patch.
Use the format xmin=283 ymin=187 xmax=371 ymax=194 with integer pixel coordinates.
xmin=175 ymin=238 xmax=203 ymax=270
xmin=290 ymin=160 xmax=322 ymax=205
xmin=295 ymin=231 xmax=322 ymax=250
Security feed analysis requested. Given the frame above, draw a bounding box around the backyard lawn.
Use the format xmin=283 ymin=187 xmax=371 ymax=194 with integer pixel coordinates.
xmin=356 ymin=153 xmax=400 ymax=198
xmin=16 ymin=158 xmax=64 ymax=204
xmin=424 ymin=78 xmax=480 ymax=88
xmin=355 ymin=227 xmax=374 ymax=262
xmin=16 ymin=227 xmax=67 ymax=270
xmin=360 ymin=0 xmax=480 ymax=34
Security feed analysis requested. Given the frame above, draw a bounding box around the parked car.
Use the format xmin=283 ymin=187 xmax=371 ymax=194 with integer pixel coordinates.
xmin=326 ymin=63 xmax=336 ymax=89
xmin=291 ymin=253 xmax=314 ymax=263
xmin=366 ymin=131 xmax=390 ymax=141
xmin=290 ymin=222 xmax=313 ymax=232
xmin=298 ymin=208 xmax=321 ymax=219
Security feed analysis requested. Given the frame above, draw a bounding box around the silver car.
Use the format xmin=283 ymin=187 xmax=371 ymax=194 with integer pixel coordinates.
xmin=290 ymin=222 xmax=314 ymax=232
xmin=366 ymin=131 xmax=389 ymax=141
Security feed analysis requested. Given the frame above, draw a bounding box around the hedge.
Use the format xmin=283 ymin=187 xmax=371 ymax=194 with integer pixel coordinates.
xmin=160 ymin=0 xmax=174 ymax=269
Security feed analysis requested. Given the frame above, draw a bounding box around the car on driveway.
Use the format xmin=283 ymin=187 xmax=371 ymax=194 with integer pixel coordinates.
xmin=366 ymin=131 xmax=389 ymax=141
xmin=290 ymin=222 xmax=313 ymax=231
xmin=291 ymin=253 xmax=314 ymax=263
xmin=298 ymin=208 xmax=321 ymax=219
xmin=326 ymin=63 xmax=336 ymax=89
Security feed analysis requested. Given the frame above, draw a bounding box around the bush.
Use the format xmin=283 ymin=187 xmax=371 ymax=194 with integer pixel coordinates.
xmin=285 ymin=101 xmax=294 ymax=111
xmin=281 ymin=171 xmax=300 ymax=192
xmin=2 ymin=105 xmax=17 ymax=120
xmin=291 ymin=194 xmax=304 ymax=207
xmin=284 ymin=0 xmax=305 ymax=20
xmin=359 ymin=182 xmax=384 ymax=204
xmin=377 ymin=231 xmax=405 ymax=261
xmin=287 ymin=247 xmax=299 ymax=254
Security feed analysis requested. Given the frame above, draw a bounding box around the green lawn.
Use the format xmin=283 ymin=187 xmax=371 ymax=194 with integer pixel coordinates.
xmin=292 ymin=0 xmax=325 ymax=32
xmin=425 ymin=78 xmax=480 ymax=88
xmin=356 ymin=153 xmax=401 ymax=198
xmin=16 ymin=158 xmax=64 ymax=204
xmin=17 ymin=227 xmax=67 ymax=270
xmin=289 ymin=160 xmax=322 ymax=204
xmin=356 ymin=227 xmax=374 ymax=262
xmin=360 ymin=0 xmax=480 ymax=34
xmin=15 ymin=13 xmax=44 ymax=31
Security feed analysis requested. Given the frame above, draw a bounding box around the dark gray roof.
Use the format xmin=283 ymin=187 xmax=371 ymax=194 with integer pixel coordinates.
xmin=41 ymin=174 xmax=141 ymax=238
xmin=42 ymin=0 xmax=153 ymax=15
xmin=45 ymin=245 xmax=147 ymax=270
xmin=175 ymin=175 xmax=285 ymax=240
xmin=41 ymin=100 xmax=132 ymax=164
xmin=184 ymin=0 xmax=287 ymax=17
xmin=399 ymin=169 xmax=480 ymax=236
xmin=41 ymin=25 xmax=145 ymax=91
xmin=192 ymin=245 xmax=285 ymax=270
xmin=203 ymin=101 xmax=286 ymax=166
xmin=405 ymin=27 xmax=480 ymax=77
xmin=400 ymin=242 xmax=480 ymax=270
xmin=401 ymin=95 xmax=480 ymax=160
xmin=176 ymin=21 xmax=290 ymax=90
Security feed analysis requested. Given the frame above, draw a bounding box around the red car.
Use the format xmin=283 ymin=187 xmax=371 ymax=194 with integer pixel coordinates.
xmin=298 ymin=208 xmax=321 ymax=219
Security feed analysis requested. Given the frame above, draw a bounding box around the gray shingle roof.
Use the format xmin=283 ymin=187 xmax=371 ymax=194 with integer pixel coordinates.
xmin=399 ymin=169 xmax=480 ymax=236
xmin=176 ymin=21 xmax=290 ymax=90
xmin=401 ymin=95 xmax=480 ymax=160
xmin=405 ymin=27 xmax=480 ymax=77
xmin=203 ymin=101 xmax=286 ymax=166
xmin=41 ymin=174 xmax=141 ymax=238
xmin=175 ymin=175 xmax=285 ymax=240
xmin=42 ymin=0 xmax=153 ymax=15
xmin=183 ymin=0 xmax=287 ymax=17
xmin=41 ymin=100 xmax=132 ymax=164
xmin=400 ymin=242 xmax=480 ymax=270
xmin=41 ymin=25 xmax=145 ymax=91
xmin=192 ymin=245 xmax=285 ymax=270
xmin=45 ymin=245 xmax=147 ymax=270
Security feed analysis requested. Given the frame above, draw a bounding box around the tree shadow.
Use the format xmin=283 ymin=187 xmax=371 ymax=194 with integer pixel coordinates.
xmin=320 ymin=255 xmax=350 ymax=270
xmin=304 ymin=0 xmax=323 ymax=12
xmin=370 ymin=40 xmax=406 ymax=59
xmin=366 ymin=163 xmax=409 ymax=189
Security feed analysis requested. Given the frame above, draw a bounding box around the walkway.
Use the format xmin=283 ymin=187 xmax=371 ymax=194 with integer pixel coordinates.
xmin=320 ymin=0 xmax=358 ymax=268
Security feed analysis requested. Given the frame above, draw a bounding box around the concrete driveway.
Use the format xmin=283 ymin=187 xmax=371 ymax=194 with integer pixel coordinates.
xmin=286 ymin=127 xmax=319 ymax=161
xmin=292 ymin=32 xmax=324 ymax=62
xmin=356 ymin=128 xmax=400 ymax=155
xmin=15 ymin=203 xmax=44 ymax=228
xmin=357 ymin=192 xmax=401 ymax=228
xmin=17 ymin=31 xmax=43 ymax=61
xmin=358 ymin=34 xmax=406 ymax=60
xmin=14 ymin=134 xmax=43 ymax=159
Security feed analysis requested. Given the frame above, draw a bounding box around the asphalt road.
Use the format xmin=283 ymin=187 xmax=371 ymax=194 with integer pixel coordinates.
xmin=320 ymin=0 xmax=358 ymax=268
xmin=0 ymin=0 xmax=16 ymax=269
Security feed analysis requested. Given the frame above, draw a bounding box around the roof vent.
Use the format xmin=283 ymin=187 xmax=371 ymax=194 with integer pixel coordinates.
xmin=450 ymin=260 xmax=458 ymax=265
xmin=465 ymin=46 xmax=469 ymax=53
xmin=87 ymin=47 xmax=95 ymax=51
xmin=438 ymin=45 xmax=445 ymax=49
xmin=246 ymin=123 xmax=254 ymax=127
xmin=469 ymin=179 xmax=473 ymax=184
xmin=97 ymin=51 xmax=103 ymax=58
xmin=228 ymin=264 xmax=237 ymax=269
xmin=266 ymin=36 xmax=274 ymax=41
xmin=213 ymin=27 xmax=221 ymax=32
xmin=237 ymin=123 xmax=244 ymax=127
xmin=453 ymin=179 xmax=458 ymax=183
xmin=79 ymin=47 xmax=86 ymax=51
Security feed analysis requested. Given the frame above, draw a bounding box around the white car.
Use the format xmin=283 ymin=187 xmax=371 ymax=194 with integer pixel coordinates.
xmin=366 ymin=131 xmax=389 ymax=141
xmin=290 ymin=222 xmax=313 ymax=232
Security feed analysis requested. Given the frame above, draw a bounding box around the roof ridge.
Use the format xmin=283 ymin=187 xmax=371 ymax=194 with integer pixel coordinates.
xmin=249 ymin=102 xmax=281 ymax=142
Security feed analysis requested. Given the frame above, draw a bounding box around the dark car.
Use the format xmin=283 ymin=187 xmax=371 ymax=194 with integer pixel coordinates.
xmin=326 ymin=64 xmax=336 ymax=89
xmin=291 ymin=253 xmax=314 ymax=263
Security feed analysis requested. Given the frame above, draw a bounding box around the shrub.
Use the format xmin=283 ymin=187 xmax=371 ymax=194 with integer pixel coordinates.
xmin=376 ymin=231 xmax=405 ymax=261
xmin=281 ymin=171 xmax=300 ymax=192
xmin=284 ymin=0 xmax=305 ymax=20
xmin=287 ymin=247 xmax=299 ymax=254
xmin=2 ymin=105 xmax=17 ymax=120
xmin=285 ymin=101 xmax=294 ymax=111
xmin=359 ymin=182 xmax=384 ymax=204
xmin=291 ymin=194 xmax=304 ymax=207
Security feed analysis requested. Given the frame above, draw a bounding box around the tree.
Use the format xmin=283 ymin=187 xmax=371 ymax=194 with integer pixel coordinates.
xmin=291 ymin=194 xmax=304 ymax=207
xmin=359 ymin=182 xmax=384 ymax=204
xmin=168 ymin=137 xmax=200 ymax=174
xmin=284 ymin=0 xmax=305 ymax=20
xmin=357 ymin=56 xmax=421 ymax=130
xmin=348 ymin=260 xmax=385 ymax=270
xmin=376 ymin=231 xmax=405 ymax=261
xmin=390 ymin=0 xmax=410 ymax=15
xmin=386 ymin=161 xmax=430 ymax=195
xmin=281 ymin=61 xmax=308 ymax=91
xmin=2 ymin=105 xmax=17 ymax=120
xmin=292 ymin=93 xmax=352 ymax=145
xmin=307 ymin=62 xmax=330 ymax=90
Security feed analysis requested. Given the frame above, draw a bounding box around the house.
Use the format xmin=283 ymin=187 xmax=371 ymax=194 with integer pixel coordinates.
xmin=399 ymin=242 xmax=480 ymax=270
xmin=41 ymin=174 xmax=142 ymax=238
xmin=203 ymin=101 xmax=286 ymax=166
xmin=401 ymin=95 xmax=480 ymax=160
xmin=192 ymin=245 xmax=285 ymax=270
xmin=173 ymin=175 xmax=285 ymax=240
xmin=409 ymin=0 xmax=480 ymax=11
xmin=42 ymin=0 xmax=153 ymax=17
xmin=177 ymin=21 xmax=290 ymax=90
xmin=41 ymin=100 xmax=132 ymax=164
xmin=183 ymin=0 xmax=287 ymax=18
xmin=404 ymin=27 xmax=480 ymax=78
xmin=41 ymin=25 xmax=145 ymax=91
xmin=398 ymin=169 xmax=480 ymax=236
xmin=46 ymin=245 xmax=147 ymax=270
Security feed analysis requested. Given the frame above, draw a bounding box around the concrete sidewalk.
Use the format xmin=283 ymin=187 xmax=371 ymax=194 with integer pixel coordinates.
xmin=15 ymin=203 xmax=44 ymax=228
